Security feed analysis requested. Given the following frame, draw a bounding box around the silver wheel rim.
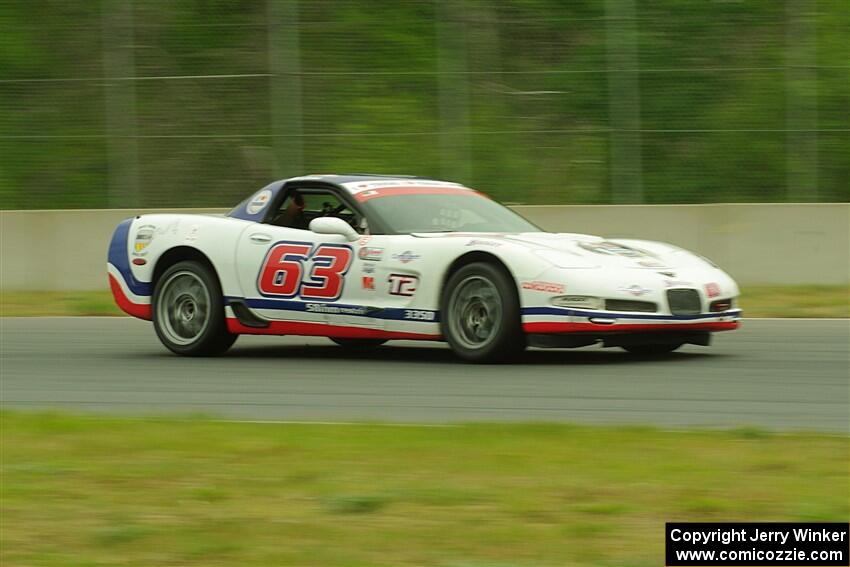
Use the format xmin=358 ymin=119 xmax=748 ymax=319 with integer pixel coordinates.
xmin=448 ymin=275 xmax=503 ymax=349
xmin=157 ymin=270 xmax=211 ymax=346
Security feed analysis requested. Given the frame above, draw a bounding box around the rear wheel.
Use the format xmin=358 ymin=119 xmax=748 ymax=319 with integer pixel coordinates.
xmin=621 ymin=342 xmax=683 ymax=356
xmin=441 ymin=262 xmax=525 ymax=363
xmin=330 ymin=338 xmax=387 ymax=348
xmin=152 ymin=260 xmax=237 ymax=356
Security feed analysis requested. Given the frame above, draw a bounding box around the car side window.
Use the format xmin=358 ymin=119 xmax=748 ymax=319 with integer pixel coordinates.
xmin=269 ymin=189 xmax=365 ymax=233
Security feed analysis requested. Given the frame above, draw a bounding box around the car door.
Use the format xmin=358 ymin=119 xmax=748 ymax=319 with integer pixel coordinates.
xmin=234 ymin=187 xmax=383 ymax=330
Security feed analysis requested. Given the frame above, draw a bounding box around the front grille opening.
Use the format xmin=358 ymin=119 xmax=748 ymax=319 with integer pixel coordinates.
xmin=710 ymin=298 xmax=734 ymax=312
xmin=605 ymin=299 xmax=658 ymax=313
xmin=667 ymin=288 xmax=702 ymax=315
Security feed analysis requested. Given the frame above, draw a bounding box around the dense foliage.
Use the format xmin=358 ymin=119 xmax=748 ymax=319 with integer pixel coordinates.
xmin=0 ymin=0 xmax=847 ymax=209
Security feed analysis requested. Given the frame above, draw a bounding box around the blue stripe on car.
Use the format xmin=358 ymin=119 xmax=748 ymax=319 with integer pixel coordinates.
xmin=228 ymin=297 xmax=441 ymax=322
xmin=522 ymin=306 xmax=742 ymax=321
xmin=107 ymin=218 xmax=152 ymax=297
xmin=227 ymin=297 xmax=740 ymax=322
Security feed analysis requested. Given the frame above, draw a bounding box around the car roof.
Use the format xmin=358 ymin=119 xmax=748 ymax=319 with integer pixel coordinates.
xmin=286 ymin=173 xmax=464 ymax=188
xmin=284 ymin=173 xmax=472 ymax=201
xmin=288 ymin=173 xmax=423 ymax=184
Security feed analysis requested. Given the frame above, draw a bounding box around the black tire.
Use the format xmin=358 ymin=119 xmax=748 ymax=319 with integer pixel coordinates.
xmin=621 ymin=342 xmax=683 ymax=356
xmin=152 ymin=260 xmax=237 ymax=356
xmin=440 ymin=261 xmax=525 ymax=363
xmin=330 ymin=338 xmax=387 ymax=348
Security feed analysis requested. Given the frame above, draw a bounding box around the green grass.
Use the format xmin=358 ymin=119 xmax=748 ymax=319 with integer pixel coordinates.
xmin=1 ymin=285 xmax=847 ymax=317
xmin=0 ymin=291 xmax=122 ymax=317
xmin=738 ymin=285 xmax=849 ymax=318
xmin=1 ymin=412 xmax=847 ymax=566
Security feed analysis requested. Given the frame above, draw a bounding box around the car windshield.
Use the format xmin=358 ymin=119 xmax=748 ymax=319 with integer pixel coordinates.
xmin=364 ymin=193 xmax=540 ymax=234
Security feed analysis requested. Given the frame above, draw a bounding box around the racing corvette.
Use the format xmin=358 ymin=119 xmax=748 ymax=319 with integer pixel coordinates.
xmin=107 ymin=174 xmax=740 ymax=362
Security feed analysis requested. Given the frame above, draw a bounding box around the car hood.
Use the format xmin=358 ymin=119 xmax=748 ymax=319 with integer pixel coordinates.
xmin=413 ymin=231 xmax=696 ymax=270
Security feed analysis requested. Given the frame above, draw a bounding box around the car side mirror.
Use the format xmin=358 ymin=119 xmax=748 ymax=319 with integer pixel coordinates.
xmin=308 ymin=217 xmax=359 ymax=242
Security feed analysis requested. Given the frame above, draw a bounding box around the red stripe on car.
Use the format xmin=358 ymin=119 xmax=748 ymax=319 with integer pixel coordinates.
xmin=353 ymin=187 xmax=487 ymax=202
xmin=522 ymin=321 xmax=739 ymax=334
xmin=226 ymin=318 xmax=441 ymax=340
xmin=108 ymin=274 xmax=152 ymax=320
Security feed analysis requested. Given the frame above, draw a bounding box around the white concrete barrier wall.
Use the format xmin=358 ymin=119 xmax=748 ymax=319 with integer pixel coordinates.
xmin=1 ymin=204 xmax=847 ymax=291
xmin=515 ymin=203 xmax=850 ymax=286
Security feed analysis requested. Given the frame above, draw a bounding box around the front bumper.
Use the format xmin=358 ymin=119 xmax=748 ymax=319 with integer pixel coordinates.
xmin=521 ymin=306 xmax=741 ymax=335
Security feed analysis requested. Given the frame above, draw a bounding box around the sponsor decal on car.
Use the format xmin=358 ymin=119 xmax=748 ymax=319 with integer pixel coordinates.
xmin=305 ymin=303 xmax=369 ymax=316
xmin=357 ymin=235 xmax=372 ymax=246
xmin=466 ymin=239 xmax=502 ymax=247
xmin=358 ymin=247 xmax=384 ymax=261
xmin=388 ymin=274 xmax=418 ymax=296
xmin=246 ymin=189 xmax=272 ymax=215
xmin=521 ymin=281 xmax=565 ymax=294
xmin=362 ymin=276 xmax=375 ymax=291
xmin=185 ymin=224 xmax=200 ymax=242
xmin=664 ymin=279 xmax=693 ymax=288
xmin=361 ymin=263 xmax=376 ymax=274
xmin=150 ymin=219 xmax=180 ymax=237
xmin=258 ymin=241 xmax=353 ymax=301
xmin=404 ymin=309 xmax=436 ymax=321
xmin=618 ymin=284 xmax=651 ymax=297
xmin=392 ymin=250 xmax=420 ymax=264
xmin=133 ymin=225 xmax=156 ymax=256
xmin=705 ymin=282 xmax=721 ymax=298
xmin=637 ymin=259 xmax=665 ymax=268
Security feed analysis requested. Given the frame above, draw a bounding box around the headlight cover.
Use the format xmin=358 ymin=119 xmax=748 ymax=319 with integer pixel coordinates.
xmin=533 ymin=249 xmax=597 ymax=269
xmin=550 ymin=295 xmax=603 ymax=310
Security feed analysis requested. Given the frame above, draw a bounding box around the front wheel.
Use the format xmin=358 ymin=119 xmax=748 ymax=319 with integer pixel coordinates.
xmin=441 ymin=262 xmax=525 ymax=363
xmin=621 ymin=342 xmax=683 ymax=356
xmin=152 ymin=260 xmax=237 ymax=356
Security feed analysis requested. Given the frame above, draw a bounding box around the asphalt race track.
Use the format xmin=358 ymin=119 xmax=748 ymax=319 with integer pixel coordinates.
xmin=1 ymin=317 xmax=847 ymax=432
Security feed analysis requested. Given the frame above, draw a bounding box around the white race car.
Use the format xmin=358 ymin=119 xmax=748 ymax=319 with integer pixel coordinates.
xmin=108 ymin=174 xmax=740 ymax=362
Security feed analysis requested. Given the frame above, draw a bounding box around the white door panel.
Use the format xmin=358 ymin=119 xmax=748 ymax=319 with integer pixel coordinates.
xmin=235 ymin=226 xmax=382 ymax=328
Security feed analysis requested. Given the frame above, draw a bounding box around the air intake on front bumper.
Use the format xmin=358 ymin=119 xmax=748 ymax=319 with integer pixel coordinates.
xmin=666 ymin=289 xmax=701 ymax=315
xmin=604 ymin=299 xmax=658 ymax=313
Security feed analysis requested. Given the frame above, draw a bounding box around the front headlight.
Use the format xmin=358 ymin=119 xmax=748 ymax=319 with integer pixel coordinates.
xmin=699 ymin=254 xmax=719 ymax=268
xmin=709 ymin=297 xmax=737 ymax=312
xmin=550 ymin=295 xmax=603 ymax=310
xmin=533 ymin=249 xmax=596 ymax=269
xmin=668 ymin=248 xmax=719 ymax=269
